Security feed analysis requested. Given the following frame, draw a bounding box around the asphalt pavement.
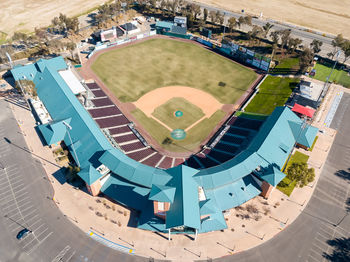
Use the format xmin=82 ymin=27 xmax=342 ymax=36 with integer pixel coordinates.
xmin=0 ymin=99 xmax=148 ymax=262
xmin=215 ymin=93 xmax=350 ymax=262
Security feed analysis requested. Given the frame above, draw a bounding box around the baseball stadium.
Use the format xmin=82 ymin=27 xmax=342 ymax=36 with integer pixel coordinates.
xmin=11 ymin=36 xmax=318 ymax=236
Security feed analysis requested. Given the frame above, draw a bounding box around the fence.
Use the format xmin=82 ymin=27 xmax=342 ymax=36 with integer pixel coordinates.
xmin=88 ymin=30 xmax=156 ymax=59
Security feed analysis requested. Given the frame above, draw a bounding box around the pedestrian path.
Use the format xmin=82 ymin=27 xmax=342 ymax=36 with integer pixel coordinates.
xmin=87 ymin=230 xmax=135 ymax=254
xmin=323 ymin=91 xmax=343 ymax=127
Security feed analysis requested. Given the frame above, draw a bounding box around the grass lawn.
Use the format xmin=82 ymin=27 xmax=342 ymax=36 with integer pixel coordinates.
xmin=132 ymin=108 xmax=225 ymax=152
xmin=277 ymin=151 xmax=310 ymax=196
xmin=275 ymin=57 xmax=300 ymax=70
xmin=309 ymin=136 xmax=318 ymax=152
xmin=244 ymin=76 xmax=299 ymax=115
xmin=235 ymin=111 xmax=269 ymax=121
xmin=313 ymin=63 xmax=350 ymax=88
xmin=152 ymin=97 xmax=204 ymax=130
xmin=91 ymin=38 xmax=257 ymax=103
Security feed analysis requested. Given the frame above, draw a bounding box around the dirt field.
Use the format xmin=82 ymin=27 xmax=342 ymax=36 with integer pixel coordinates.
xmin=195 ymin=0 xmax=350 ymax=38
xmin=0 ymin=0 xmax=106 ymax=37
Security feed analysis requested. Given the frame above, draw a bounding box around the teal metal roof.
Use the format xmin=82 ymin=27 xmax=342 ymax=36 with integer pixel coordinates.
xmin=78 ymin=164 xmax=102 ymax=185
xmin=297 ymin=125 xmax=318 ymax=148
xmin=258 ymin=165 xmax=286 ymax=186
xmin=155 ymin=21 xmax=173 ymax=30
xmin=37 ymin=118 xmax=70 ymax=145
xmin=149 ymin=184 xmax=176 ymax=203
xmin=165 ymin=165 xmax=201 ymax=230
xmin=10 ymin=57 xmax=319 ymax=234
xmin=199 ymin=199 xmax=217 ymax=216
xmin=199 ymin=211 xmax=227 ymax=233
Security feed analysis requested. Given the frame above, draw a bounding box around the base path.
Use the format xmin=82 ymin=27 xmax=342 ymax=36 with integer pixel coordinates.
xmin=133 ymin=85 xmax=224 ymax=118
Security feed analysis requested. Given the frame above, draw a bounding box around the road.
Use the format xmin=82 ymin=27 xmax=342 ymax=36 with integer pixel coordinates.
xmin=0 ymin=99 xmax=147 ymax=262
xmin=216 ymin=93 xmax=350 ymax=262
xmin=191 ymin=0 xmax=347 ymax=64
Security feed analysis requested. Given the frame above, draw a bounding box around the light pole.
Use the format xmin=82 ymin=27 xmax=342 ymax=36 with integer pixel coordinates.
xmin=62 ymin=121 xmax=80 ymax=167
xmin=317 ymin=50 xmax=341 ymax=104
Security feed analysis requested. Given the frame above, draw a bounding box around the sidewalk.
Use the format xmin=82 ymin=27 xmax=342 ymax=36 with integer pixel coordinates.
xmin=6 ymin=83 xmax=343 ymax=261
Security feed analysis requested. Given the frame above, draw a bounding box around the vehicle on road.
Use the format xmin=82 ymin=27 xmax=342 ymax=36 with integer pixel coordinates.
xmin=16 ymin=228 xmax=31 ymax=240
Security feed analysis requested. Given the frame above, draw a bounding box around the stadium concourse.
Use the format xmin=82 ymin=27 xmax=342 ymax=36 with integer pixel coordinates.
xmin=11 ymin=57 xmax=318 ymax=236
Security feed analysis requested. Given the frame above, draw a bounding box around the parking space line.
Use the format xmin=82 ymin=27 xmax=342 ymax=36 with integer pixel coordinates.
xmin=26 ymin=214 xmax=40 ymax=224
xmin=20 ymin=205 xmax=34 ymax=214
xmin=34 ymin=227 xmax=49 ymax=240
xmin=16 ymin=196 xmax=31 ymax=204
xmin=33 ymin=223 xmax=46 ymax=232
xmin=12 ymin=183 xmax=25 ymax=191
xmin=22 ymin=236 xmax=39 ymax=249
xmin=27 ymin=232 xmax=53 ymax=255
xmin=65 ymin=250 xmax=76 ymax=262
xmin=23 ymin=209 xmax=38 ymax=220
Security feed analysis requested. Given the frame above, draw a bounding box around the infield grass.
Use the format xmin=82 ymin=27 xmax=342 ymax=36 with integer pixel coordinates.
xmin=91 ymin=38 xmax=257 ymax=103
xmin=244 ymin=76 xmax=298 ymax=115
xmin=132 ymin=108 xmax=225 ymax=152
xmin=152 ymin=97 xmax=204 ymax=130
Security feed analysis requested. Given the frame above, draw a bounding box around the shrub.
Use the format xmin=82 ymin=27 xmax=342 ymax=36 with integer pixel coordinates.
xmin=245 ymin=204 xmax=259 ymax=214
xmin=263 ymin=206 xmax=271 ymax=216
xmin=95 ymin=211 xmax=102 ymax=217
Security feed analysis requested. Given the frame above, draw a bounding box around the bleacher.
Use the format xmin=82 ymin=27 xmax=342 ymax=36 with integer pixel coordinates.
xmin=185 ymin=116 xmax=265 ymax=169
xmin=85 ymin=82 xmax=183 ymax=169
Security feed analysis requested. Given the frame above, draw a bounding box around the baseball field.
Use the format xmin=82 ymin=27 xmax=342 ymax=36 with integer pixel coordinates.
xmin=90 ymin=38 xmax=257 ymax=152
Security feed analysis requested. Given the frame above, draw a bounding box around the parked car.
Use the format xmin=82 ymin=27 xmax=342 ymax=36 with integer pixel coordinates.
xmin=16 ymin=228 xmax=31 ymax=240
xmin=0 ymin=83 xmax=7 ymax=88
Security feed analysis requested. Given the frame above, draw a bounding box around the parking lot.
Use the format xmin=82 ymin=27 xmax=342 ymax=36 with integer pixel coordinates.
xmin=0 ymin=90 xmax=146 ymax=262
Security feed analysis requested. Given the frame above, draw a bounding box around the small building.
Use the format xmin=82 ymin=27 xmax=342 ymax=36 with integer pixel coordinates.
xmin=92 ymin=27 xmax=124 ymax=42
xmin=120 ymin=22 xmax=140 ymax=35
xmin=292 ymin=80 xmax=324 ymax=109
xmin=155 ymin=17 xmax=188 ymax=37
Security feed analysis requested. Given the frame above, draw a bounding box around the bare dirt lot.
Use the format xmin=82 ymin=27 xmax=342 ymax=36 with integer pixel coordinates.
xmin=196 ymin=0 xmax=350 ymax=38
xmin=0 ymin=0 xmax=106 ymax=37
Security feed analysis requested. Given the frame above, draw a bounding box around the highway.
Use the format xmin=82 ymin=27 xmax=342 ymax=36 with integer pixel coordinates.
xmin=217 ymin=93 xmax=350 ymax=262
xmin=0 ymin=99 xmax=147 ymax=262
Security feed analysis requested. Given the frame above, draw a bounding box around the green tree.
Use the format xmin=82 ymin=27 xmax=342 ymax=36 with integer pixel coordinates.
xmin=310 ymin=39 xmax=323 ymax=54
xmin=262 ymin=22 xmax=273 ymax=38
xmin=238 ymin=16 xmax=245 ymax=29
xmin=329 ymin=34 xmax=344 ymax=60
xmin=209 ymin=10 xmax=217 ymax=24
xmin=341 ymin=39 xmax=350 ymax=64
xmin=299 ymin=47 xmax=314 ymax=73
xmin=203 ymin=8 xmax=208 ymax=22
xmin=288 ymin=37 xmax=302 ymax=54
xmin=227 ymin=17 xmax=237 ymax=33
xmin=287 ymin=162 xmax=315 ymax=188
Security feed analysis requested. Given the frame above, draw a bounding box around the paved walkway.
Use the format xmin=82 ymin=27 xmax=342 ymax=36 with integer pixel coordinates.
xmin=6 ymin=82 xmax=345 ymax=261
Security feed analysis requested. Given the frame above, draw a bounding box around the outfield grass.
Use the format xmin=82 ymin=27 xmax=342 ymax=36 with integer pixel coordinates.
xmin=152 ymin=97 xmax=204 ymax=130
xmin=91 ymin=38 xmax=257 ymax=103
xmin=244 ymin=76 xmax=298 ymax=115
xmin=277 ymin=151 xmax=310 ymax=196
xmin=132 ymin=108 xmax=225 ymax=152
xmin=313 ymin=63 xmax=350 ymax=88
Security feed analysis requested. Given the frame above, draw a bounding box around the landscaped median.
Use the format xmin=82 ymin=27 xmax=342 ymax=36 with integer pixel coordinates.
xmin=277 ymin=151 xmax=310 ymax=196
